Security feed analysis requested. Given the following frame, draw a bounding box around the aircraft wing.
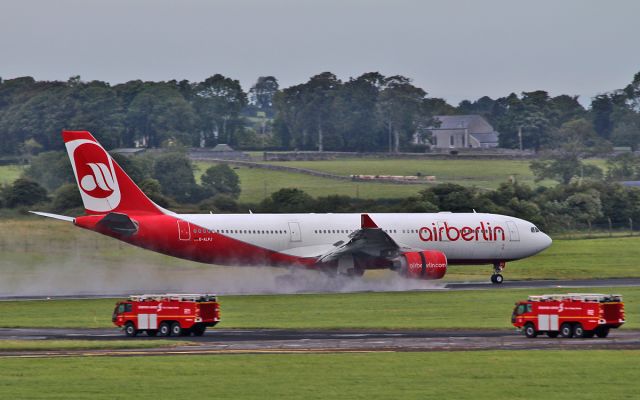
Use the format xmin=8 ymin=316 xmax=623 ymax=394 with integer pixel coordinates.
xmin=316 ymin=214 xmax=410 ymax=263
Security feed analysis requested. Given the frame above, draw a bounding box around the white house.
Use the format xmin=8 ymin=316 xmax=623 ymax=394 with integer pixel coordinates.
xmin=427 ymin=115 xmax=500 ymax=149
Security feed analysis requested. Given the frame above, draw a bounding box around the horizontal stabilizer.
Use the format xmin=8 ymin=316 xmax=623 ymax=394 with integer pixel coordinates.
xmin=29 ymin=211 xmax=75 ymax=222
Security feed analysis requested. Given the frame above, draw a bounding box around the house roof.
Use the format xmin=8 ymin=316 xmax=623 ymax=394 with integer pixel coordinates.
xmin=431 ymin=115 xmax=495 ymax=134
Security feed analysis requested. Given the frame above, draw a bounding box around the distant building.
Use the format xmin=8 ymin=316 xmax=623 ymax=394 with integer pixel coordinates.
xmin=189 ymin=143 xmax=250 ymax=161
xmin=110 ymin=148 xmax=147 ymax=157
xmin=427 ymin=115 xmax=500 ymax=149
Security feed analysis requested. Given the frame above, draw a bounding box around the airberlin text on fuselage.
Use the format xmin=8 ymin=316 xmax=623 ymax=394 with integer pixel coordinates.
xmin=419 ymin=222 xmax=506 ymax=242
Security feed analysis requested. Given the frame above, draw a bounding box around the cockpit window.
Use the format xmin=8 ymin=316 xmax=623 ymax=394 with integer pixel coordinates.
xmin=530 ymin=226 xmax=540 ymax=233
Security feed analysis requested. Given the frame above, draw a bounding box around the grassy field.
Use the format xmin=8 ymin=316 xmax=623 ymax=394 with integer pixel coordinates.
xmin=0 ymin=157 xmax=606 ymax=204
xmin=194 ymin=161 xmax=426 ymax=203
xmin=0 ymin=351 xmax=637 ymax=399
xmin=1 ymin=286 xmax=637 ymax=330
xmin=0 ymin=339 xmax=186 ymax=351
xmin=0 ymin=164 xmax=25 ymax=185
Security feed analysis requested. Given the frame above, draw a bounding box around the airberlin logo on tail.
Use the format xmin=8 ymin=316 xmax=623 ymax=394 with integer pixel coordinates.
xmin=80 ymin=162 xmax=116 ymax=197
xmin=419 ymin=222 xmax=506 ymax=242
xmin=67 ymin=139 xmax=121 ymax=212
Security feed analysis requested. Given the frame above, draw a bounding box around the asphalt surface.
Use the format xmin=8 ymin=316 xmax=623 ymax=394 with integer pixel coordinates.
xmin=1 ymin=278 xmax=640 ymax=301
xmin=444 ymin=277 xmax=640 ymax=290
xmin=0 ymin=327 xmax=639 ymax=358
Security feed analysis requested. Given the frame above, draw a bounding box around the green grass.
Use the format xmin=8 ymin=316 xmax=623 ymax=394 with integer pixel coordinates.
xmin=259 ymin=158 xmax=539 ymax=186
xmin=0 ymin=351 xmax=637 ymax=399
xmin=0 ymin=339 xmax=187 ymax=351
xmin=443 ymin=236 xmax=640 ymax=281
xmin=0 ymin=164 xmax=25 ymax=185
xmin=1 ymin=286 xmax=637 ymax=329
xmin=194 ymin=161 xmax=425 ymax=203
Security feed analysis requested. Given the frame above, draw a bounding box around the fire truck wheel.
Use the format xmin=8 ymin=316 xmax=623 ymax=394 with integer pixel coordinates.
xmin=547 ymin=331 xmax=559 ymax=338
xmin=595 ymin=327 xmax=610 ymax=338
xmin=523 ymin=323 xmax=537 ymax=338
xmin=170 ymin=322 xmax=182 ymax=336
xmin=560 ymin=323 xmax=574 ymax=338
xmin=573 ymin=323 xmax=585 ymax=338
xmin=146 ymin=330 xmax=158 ymax=337
xmin=124 ymin=322 xmax=137 ymax=337
xmin=192 ymin=325 xmax=206 ymax=336
xmin=158 ymin=322 xmax=171 ymax=337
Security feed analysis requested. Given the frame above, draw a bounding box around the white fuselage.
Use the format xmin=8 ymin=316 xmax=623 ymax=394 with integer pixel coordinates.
xmin=176 ymin=212 xmax=552 ymax=264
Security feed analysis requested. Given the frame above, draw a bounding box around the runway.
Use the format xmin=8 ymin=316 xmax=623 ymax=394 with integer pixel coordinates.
xmin=1 ymin=278 xmax=640 ymax=301
xmin=1 ymin=277 xmax=638 ymax=358
xmin=0 ymin=327 xmax=639 ymax=358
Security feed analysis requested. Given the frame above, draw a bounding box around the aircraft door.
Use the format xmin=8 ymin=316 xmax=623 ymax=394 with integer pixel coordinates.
xmin=506 ymin=221 xmax=520 ymax=241
xmin=177 ymin=220 xmax=191 ymax=241
xmin=288 ymin=222 xmax=302 ymax=242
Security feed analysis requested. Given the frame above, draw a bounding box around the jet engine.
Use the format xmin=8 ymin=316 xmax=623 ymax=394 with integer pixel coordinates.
xmin=396 ymin=250 xmax=447 ymax=280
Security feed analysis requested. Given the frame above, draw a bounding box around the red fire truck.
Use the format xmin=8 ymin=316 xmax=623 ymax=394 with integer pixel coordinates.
xmin=112 ymin=294 xmax=220 ymax=337
xmin=512 ymin=293 xmax=625 ymax=338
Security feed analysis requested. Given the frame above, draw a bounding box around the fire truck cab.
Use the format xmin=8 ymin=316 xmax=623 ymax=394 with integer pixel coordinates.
xmin=112 ymin=293 xmax=220 ymax=337
xmin=512 ymin=293 xmax=625 ymax=338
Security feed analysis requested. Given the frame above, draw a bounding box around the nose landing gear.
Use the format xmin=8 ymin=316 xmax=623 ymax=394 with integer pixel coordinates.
xmin=491 ymin=261 xmax=506 ymax=284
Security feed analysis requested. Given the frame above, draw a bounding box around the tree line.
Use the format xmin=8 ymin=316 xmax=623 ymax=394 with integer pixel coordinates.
xmin=1 ymin=70 xmax=640 ymax=155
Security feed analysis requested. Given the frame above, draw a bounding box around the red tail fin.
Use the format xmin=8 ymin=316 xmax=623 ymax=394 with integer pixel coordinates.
xmin=63 ymin=131 xmax=162 ymax=215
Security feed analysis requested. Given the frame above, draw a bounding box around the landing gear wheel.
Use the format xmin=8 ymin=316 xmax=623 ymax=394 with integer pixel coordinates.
xmin=574 ymin=323 xmax=585 ymax=338
xmin=560 ymin=323 xmax=574 ymax=338
xmin=524 ymin=323 xmax=537 ymax=338
xmin=547 ymin=331 xmax=559 ymax=338
xmin=491 ymin=261 xmax=506 ymax=284
xmin=158 ymin=322 xmax=171 ymax=337
xmin=124 ymin=322 xmax=137 ymax=337
xmin=170 ymin=322 xmax=182 ymax=337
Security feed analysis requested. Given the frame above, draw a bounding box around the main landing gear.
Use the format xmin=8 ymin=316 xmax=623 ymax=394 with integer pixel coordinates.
xmin=491 ymin=261 xmax=506 ymax=284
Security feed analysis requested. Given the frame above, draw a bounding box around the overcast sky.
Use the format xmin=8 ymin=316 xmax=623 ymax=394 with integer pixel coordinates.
xmin=1 ymin=0 xmax=639 ymax=105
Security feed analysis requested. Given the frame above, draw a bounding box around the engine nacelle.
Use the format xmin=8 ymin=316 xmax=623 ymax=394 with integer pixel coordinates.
xmin=397 ymin=250 xmax=447 ymax=280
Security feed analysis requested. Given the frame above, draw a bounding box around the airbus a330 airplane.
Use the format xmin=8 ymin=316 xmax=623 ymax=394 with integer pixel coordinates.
xmin=33 ymin=131 xmax=552 ymax=284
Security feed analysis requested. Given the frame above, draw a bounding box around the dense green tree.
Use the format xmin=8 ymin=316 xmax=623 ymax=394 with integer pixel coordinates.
xmin=127 ymin=83 xmax=197 ymax=147
xmin=194 ymin=74 xmax=247 ymax=146
xmin=52 ymin=183 xmax=82 ymax=211
xmin=530 ymin=155 xmax=603 ymax=184
xmin=606 ymin=153 xmax=640 ymax=180
xmin=377 ymin=76 xmax=427 ymax=152
xmin=200 ymin=164 xmax=241 ymax=198
xmin=23 ymin=151 xmax=74 ymax=191
xmin=259 ymin=188 xmax=315 ymax=213
xmin=152 ymin=152 xmax=199 ymax=203
xmin=3 ymin=178 xmax=48 ymax=208
xmin=249 ymin=76 xmax=279 ymax=114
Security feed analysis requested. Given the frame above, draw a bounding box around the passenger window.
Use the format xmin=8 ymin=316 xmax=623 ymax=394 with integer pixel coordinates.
xmin=124 ymin=304 xmax=132 ymax=312
xmin=526 ymin=304 xmax=532 ymax=313
xmin=517 ymin=305 xmax=526 ymax=315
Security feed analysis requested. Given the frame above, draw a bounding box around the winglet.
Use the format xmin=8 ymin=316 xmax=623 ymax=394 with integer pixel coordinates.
xmin=361 ymin=214 xmax=379 ymax=229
